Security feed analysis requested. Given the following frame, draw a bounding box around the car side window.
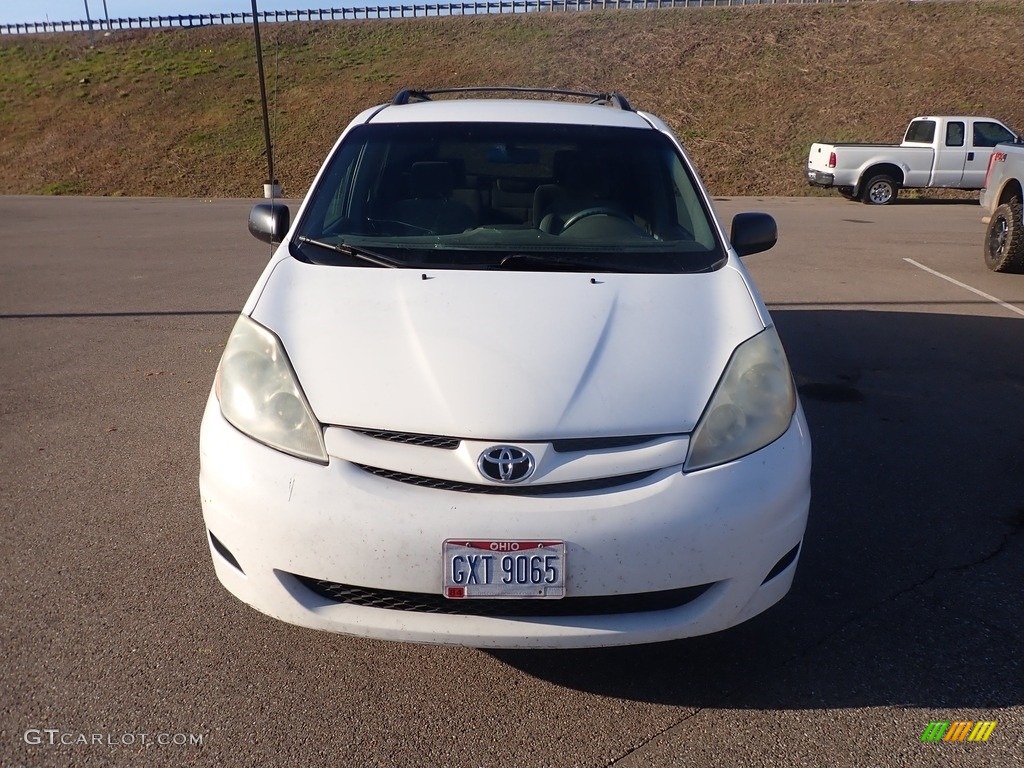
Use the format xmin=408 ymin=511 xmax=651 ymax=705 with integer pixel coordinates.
xmin=945 ymin=122 xmax=965 ymax=147
xmin=904 ymin=120 xmax=936 ymax=144
xmin=973 ymin=122 xmax=1015 ymax=148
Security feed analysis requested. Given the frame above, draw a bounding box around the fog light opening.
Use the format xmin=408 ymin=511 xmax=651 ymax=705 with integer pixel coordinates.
xmin=209 ymin=530 xmax=245 ymax=574
xmin=761 ymin=542 xmax=801 ymax=585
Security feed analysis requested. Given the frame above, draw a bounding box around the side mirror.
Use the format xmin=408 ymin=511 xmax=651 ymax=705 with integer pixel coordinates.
xmin=248 ymin=203 xmax=290 ymax=245
xmin=730 ymin=212 xmax=777 ymax=257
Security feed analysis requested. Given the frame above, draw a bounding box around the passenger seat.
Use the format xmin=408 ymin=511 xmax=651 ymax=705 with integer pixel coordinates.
xmin=389 ymin=161 xmax=477 ymax=235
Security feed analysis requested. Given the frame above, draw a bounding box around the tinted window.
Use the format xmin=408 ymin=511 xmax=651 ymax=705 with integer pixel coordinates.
xmin=973 ymin=122 xmax=1015 ymax=148
xmin=904 ymin=120 xmax=936 ymax=144
xmin=294 ymin=122 xmax=724 ymax=273
xmin=945 ymin=122 xmax=965 ymax=147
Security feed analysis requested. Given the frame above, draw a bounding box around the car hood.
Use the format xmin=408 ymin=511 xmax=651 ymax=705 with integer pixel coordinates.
xmin=250 ymin=259 xmax=765 ymax=439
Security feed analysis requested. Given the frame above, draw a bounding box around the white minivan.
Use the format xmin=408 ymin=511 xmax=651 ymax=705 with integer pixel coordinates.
xmin=199 ymin=87 xmax=812 ymax=648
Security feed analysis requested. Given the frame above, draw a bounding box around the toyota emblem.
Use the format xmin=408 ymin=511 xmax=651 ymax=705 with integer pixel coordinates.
xmin=477 ymin=446 xmax=535 ymax=483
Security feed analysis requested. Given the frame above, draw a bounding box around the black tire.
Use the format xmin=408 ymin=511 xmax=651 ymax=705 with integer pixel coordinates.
xmin=860 ymin=174 xmax=899 ymax=205
xmin=984 ymin=201 xmax=1024 ymax=273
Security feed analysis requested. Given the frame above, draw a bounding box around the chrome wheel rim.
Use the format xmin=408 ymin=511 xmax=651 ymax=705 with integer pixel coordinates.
xmin=869 ymin=182 xmax=892 ymax=204
xmin=990 ymin=216 xmax=1008 ymax=259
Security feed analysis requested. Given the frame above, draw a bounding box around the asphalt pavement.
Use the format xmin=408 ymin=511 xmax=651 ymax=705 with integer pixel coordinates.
xmin=1 ymin=194 xmax=1021 ymax=767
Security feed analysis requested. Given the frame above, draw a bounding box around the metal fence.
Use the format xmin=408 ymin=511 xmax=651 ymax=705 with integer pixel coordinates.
xmin=1 ymin=0 xmax=868 ymax=35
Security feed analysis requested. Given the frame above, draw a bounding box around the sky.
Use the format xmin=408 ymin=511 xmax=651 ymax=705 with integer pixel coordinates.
xmin=1 ymin=1 xmax=343 ymax=26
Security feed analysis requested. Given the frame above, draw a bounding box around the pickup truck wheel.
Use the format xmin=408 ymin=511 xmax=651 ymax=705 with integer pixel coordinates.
xmin=861 ymin=175 xmax=898 ymax=205
xmin=984 ymin=201 xmax=1024 ymax=273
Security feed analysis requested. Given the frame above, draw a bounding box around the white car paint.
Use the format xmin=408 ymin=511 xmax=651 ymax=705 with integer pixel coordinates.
xmin=250 ymin=261 xmax=763 ymax=438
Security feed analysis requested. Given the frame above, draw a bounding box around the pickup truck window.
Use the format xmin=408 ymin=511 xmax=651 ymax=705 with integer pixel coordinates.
xmin=974 ymin=122 xmax=1015 ymax=148
xmin=945 ymin=122 xmax=965 ymax=147
xmin=904 ymin=120 xmax=936 ymax=144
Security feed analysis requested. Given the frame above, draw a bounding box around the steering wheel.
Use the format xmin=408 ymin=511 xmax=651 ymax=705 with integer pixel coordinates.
xmin=560 ymin=206 xmax=635 ymax=231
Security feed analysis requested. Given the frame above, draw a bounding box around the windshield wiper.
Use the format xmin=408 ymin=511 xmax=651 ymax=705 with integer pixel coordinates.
xmin=295 ymin=236 xmax=402 ymax=269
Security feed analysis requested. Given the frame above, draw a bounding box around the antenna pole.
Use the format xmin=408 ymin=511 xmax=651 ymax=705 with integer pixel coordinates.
xmin=251 ymin=0 xmax=275 ymax=194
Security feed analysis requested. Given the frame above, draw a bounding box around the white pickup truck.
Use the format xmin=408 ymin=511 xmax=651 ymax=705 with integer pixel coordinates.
xmin=807 ymin=116 xmax=1018 ymax=205
xmin=980 ymin=142 xmax=1024 ymax=272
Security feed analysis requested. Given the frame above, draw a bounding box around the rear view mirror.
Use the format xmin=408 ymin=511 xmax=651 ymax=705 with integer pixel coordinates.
xmin=730 ymin=212 xmax=777 ymax=257
xmin=486 ymin=144 xmax=540 ymax=164
xmin=248 ymin=203 xmax=290 ymax=245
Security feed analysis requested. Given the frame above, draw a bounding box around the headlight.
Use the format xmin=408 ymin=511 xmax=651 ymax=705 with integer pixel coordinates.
xmin=214 ymin=315 xmax=328 ymax=464
xmin=685 ymin=326 xmax=796 ymax=472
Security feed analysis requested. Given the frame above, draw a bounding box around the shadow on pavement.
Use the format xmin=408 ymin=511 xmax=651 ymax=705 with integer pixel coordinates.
xmin=889 ymin=197 xmax=980 ymax=206
xmin=490 ymin=309 xmax=1024 ymax=710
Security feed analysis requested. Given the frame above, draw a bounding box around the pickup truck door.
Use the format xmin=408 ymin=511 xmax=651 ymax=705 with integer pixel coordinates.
xmin=931 ymin=120 xmax=968 ymax=187
xmin=963 ymin=120 xmax=1018 ymax=188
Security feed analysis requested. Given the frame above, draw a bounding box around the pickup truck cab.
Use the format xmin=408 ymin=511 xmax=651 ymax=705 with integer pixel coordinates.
xmin=807 ymin=116 xmax=1018 ymax=205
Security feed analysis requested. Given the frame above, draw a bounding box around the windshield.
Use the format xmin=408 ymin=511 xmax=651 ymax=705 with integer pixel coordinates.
xmin=293 ymin=121 xmax=725 ymax=273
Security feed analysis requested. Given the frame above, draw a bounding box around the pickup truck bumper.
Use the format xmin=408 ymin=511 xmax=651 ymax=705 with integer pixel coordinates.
xmin=806 ymin=169 xmax=835 ymax=188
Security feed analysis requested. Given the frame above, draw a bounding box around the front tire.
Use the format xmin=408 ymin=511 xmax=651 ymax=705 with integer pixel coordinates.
xmin=861 ymin=174 xmax=899 ymax=205
xmin=984 ymin=201 xmax=1024 ymax=273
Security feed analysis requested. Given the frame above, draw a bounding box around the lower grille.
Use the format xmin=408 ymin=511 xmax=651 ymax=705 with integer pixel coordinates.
xmin=293 ymin=575 xmax=714 ymax=617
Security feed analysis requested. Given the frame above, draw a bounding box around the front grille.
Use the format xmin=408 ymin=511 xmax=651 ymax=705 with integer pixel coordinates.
xmin=350 ymin=428 xmax=460 ymax=450
xmin=293 ymin=576 xmax=714 ymax=617
xmin=551 ymin=434 xmax=675 ymax=453
xmin=354 ymin=464 xmax=658 ymax=495
xmin=348 ymin=429 xmax=680 ymax=453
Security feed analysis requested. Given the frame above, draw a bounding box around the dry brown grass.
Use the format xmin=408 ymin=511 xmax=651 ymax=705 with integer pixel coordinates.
xmin=1 ymin=1 xmax=1022 ymax=198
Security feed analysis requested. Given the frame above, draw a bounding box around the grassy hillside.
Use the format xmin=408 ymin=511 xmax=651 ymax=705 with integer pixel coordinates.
xmin=1 ymin=1 xmax=1023 ymax=198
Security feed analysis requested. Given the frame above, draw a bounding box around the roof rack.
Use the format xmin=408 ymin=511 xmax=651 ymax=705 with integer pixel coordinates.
xmin=390 ymin=86 xmax=633 ymax=112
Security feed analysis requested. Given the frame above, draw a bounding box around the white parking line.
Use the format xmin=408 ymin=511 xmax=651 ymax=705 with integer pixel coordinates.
xmin=903 ymin=258 xmax=1024 ymax=318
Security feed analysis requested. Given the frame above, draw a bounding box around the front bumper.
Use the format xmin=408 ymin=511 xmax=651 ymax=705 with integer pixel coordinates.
xmin=980 ymin=186 xmax=993 ymax=224
xmin=199 ymin=393 xmax=812 ymax=649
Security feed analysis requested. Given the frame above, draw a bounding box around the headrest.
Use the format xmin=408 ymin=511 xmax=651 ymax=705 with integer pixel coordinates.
xmin=410 ymin=161 xmax=455 ymax=199
xmin=553 ymin=151 xmax=609 ymax=195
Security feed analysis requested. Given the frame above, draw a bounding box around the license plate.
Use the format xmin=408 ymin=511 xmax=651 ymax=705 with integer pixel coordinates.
xmin=443 ymin=540 xmax=565 ymax=599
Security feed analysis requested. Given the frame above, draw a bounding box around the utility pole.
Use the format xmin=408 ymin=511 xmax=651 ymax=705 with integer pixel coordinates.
xmin=102 ymin=0 xmax=111 ymax=31
xmin=251 ymin=0 xmax=276 ymax=197
xmin=83 ymin=0 xmax=96 ymax=45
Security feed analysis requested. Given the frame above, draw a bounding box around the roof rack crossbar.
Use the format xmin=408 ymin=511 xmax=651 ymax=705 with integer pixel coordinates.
xmin=390 ymin=86 xmax=633 ymax=112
